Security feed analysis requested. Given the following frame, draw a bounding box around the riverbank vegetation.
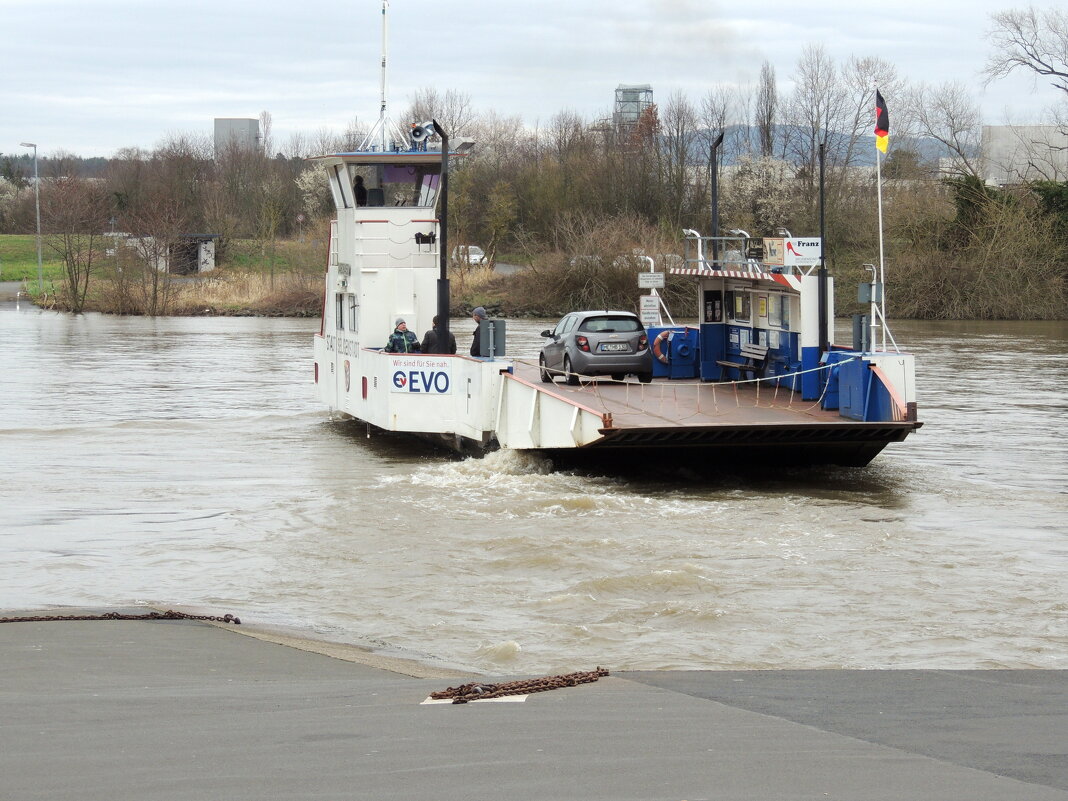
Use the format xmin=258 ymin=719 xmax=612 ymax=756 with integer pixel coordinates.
xmin=2 ymin=8 xmax=1065 ymax=319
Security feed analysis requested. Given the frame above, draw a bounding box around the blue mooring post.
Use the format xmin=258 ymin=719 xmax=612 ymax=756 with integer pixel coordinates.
xmin=433 ymin=118 xmax=450 ymax=354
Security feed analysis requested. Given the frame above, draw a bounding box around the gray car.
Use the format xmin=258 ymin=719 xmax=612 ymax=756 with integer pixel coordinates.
xmin=539 ymin=311 xmax=653 ymax=384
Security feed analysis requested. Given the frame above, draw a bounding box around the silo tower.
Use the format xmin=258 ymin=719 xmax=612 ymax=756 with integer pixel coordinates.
xmin=613 ymin=84 xmax=654 ymax=130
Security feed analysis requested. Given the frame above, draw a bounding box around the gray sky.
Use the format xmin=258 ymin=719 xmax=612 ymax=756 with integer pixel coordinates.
xmin=1 ymin=0 xmax=1063 ymax=158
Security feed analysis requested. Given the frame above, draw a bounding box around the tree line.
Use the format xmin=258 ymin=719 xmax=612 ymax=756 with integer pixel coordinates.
xmin=0 ymin=7 xmax=1065 ymax=318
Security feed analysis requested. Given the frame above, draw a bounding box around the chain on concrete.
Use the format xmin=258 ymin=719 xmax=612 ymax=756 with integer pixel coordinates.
xmin=430 ymin=667 xmax=609 ymax=704
xmin=0 ymin=610 xmax=241 ymax=625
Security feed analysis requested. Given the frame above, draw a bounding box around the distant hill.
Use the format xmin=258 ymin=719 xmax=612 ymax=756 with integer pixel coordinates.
xmin=689 ymin=125 xmax=959 ymax=168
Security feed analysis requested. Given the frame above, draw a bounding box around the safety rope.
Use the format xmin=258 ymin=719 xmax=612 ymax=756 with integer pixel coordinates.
xmin=0 ymin=610 xmax=241 ymax=625
xmin=532 ymin=355 xmax=859 ymax=419
xmin=430 ymin=667 xmax=609 ymax=704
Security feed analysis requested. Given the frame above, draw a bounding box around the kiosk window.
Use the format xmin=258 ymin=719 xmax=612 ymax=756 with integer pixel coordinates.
xmin=769 ymin=294 xmax=782 ymax=327
xmin=726 ymin=290 xmax=750 ymax=322
xmin=703 ymin=289 xmax=722 ymax=323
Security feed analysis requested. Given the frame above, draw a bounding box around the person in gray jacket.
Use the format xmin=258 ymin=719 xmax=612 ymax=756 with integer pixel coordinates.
xmin=469 ymin=307 xmax=487 ymax=357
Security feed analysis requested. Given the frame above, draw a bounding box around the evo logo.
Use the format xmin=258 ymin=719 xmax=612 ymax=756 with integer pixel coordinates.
xmin=392 ymin=369 xmax=451 ymax=394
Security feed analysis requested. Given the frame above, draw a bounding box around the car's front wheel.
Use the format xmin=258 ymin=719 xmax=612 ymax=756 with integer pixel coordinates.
xmin=638 ymin=372 xmax=653 ymax=384
xmin=539 ymin=354 xmax=553 ymax=383
xmin=564 ymin=355 xmax=580 ymax=386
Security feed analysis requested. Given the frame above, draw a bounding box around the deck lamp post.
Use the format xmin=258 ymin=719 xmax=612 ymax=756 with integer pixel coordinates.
xmin=19 ymin=142 xmax=43 ymax=292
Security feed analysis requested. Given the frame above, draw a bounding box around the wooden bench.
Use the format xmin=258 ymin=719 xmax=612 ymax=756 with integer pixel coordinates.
xmin=716 ymin=343 xmax=770 ymax=381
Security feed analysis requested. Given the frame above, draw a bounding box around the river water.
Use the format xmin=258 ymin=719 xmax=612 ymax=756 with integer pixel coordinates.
xmin=1 ymin=295 xmax=1065 ymax=673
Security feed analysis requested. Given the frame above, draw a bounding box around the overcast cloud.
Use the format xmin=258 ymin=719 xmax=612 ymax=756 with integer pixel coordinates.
xmin=1 ymin=0 xmax=1063 ymax=157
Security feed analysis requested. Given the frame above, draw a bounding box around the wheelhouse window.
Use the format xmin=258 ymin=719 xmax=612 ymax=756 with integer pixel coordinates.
xmin=349 ymin=163 xmax=442 ymax=208
xmin=348 ymin=293 xmax=358 ymax=333
xmin=335 ymin=293 xmax=344 ymax=330
xmin=331 ymin=165 xmax=352 ymax=210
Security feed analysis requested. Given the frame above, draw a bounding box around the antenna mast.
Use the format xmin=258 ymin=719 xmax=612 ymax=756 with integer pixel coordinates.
xmin=379 ymin=0 xmax=388 ymax=152
xmin=359 ymin=0 xmax=402 ymax=151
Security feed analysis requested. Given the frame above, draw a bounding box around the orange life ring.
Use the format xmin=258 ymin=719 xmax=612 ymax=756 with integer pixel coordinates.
xmin=652 ymin=330 xmax=672 ymax=364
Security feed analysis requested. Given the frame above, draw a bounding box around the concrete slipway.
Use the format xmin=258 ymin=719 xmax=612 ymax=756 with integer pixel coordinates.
xmin=1 ymin=608 xmax=1065 ymax=801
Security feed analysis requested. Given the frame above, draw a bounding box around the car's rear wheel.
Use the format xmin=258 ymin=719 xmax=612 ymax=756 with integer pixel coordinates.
xmin=564 ymin=356 xmax=580 ymax=386
xmin=539 ymin=355 xmax=553 ymax=383
xmin=610 ymin=373 xmax=625 ymax=382
xmin=638 ymin=372 xmax=653 ymax=384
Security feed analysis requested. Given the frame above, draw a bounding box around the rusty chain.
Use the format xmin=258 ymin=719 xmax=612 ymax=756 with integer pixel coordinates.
xmin=430 ymin=667 xmax=609 ymax=704
xmin=0 ymin=610 xmax=241 ymax=625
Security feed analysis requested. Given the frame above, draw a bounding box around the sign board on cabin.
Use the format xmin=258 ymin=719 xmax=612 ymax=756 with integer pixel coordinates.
xmin=638 ymin=272 xmax=665 ymax=289
xmin=762 ymin=237 xmax=821 ymax=267
xmin=639 ymin=294 xmax=660 ymax=325
xmin=763 ymin=238 xmax=784 ymax=266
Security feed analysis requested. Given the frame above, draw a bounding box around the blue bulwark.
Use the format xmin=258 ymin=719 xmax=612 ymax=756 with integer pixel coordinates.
xmin=800 ymin=346 xmax=822 ymax=400
xmin=699 ymin=323 xmax=726 ymax=381
xmin=835 ymin=355 xmax=899 ymax=422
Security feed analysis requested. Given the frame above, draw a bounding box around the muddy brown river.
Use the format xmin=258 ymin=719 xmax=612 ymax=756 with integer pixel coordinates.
xmin=1 ymin=294 xmax=1065 ymax=673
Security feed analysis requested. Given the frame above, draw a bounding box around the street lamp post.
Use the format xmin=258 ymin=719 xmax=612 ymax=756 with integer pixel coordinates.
xmin=19 ymin=142 xmax=43 ymax=292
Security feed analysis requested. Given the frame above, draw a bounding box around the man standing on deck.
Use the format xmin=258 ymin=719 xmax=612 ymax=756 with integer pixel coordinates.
xmin=384 ymin=318 xmax=420 ymax=353
xmin=469 ymin=307 xmax=487 ymax=357
xmin=421 ymin=315 xmax=457 ymax=354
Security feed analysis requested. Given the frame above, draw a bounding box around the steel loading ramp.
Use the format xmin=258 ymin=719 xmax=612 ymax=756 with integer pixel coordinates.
xmin=498 ymin=361 xmax=921 ymax=465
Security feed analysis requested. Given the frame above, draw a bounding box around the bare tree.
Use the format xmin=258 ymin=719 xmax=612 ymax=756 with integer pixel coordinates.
xmin=402 ymin=87 xmax=476 ymax=135
xmin=756 ymin=60 xmax=777 ymax=157
xmin=697 ymin=84 xmax=739 ymax=164
xmin=784 ymin=44 xmax=849 ymax=191
xmin=126 ymin=196 xmax=187 ymax=316
xmin=910 ymin=81 xmax=984 ymax=178
xmin=837 ymin=57 xmax=904 ymax=169
xmin=985 ymin=7 xmax=1068 ymax=97
xmin=259 ymin=110 xmax=274 ymax=156
xmin=659 ymin=92 xmax=699 ymax=227
xmin=544 ymin=109 xmax=591 ymax=160
xmin=42 ymin=177 xmax=109 ymax=312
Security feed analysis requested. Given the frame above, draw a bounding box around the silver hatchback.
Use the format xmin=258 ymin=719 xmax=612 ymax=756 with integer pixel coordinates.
xmin=539 ymin=311 xmax=653 ymax=384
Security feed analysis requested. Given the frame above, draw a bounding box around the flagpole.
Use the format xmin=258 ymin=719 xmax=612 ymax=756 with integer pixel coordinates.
xmin=874 ymin=88 xmax=887 ymax=353
xmin=875 ymin=145 xmax=885 ymax=351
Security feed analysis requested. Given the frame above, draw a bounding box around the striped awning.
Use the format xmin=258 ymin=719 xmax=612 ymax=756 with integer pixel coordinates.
xmin=669 ymin=268 xmax=802 ymax=291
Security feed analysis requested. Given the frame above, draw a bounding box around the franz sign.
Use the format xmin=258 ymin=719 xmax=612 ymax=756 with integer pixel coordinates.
xmin=763 ymin=237 xmax=822 ymax=267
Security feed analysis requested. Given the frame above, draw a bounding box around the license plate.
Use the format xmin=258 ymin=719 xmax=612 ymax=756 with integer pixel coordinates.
xmin=599 ymin=343 xmax=629 ymax=352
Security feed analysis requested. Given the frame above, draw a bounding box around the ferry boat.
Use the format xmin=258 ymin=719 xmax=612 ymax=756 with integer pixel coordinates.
xmin=311 ymin=0 xmax=920 ymax=468
xmin=310 ymin=135 xmax=921 ymax=467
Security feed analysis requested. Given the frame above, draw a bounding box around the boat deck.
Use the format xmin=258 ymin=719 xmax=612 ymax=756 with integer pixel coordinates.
xmin=509 ymin=360 xmax=921 ymax=465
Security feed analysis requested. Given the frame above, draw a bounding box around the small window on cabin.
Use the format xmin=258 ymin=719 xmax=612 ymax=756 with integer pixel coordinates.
xmin=348 ymin=293 xmax=358 ymax=333
xmin=336 ymin=293 xmax=345 ymax=330
xmin=781 ymin=295 xmax=791 ymax=328
xmin=332 ymin=165 xmax=352 ymax=210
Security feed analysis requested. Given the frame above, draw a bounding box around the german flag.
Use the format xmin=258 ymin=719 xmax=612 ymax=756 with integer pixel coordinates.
xmin=874 ymin=90 xmax=889 ymax=153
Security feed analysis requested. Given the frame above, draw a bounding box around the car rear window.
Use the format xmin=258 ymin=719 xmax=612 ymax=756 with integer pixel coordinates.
xmin=579 ymin=316 xmax=642 ymax=333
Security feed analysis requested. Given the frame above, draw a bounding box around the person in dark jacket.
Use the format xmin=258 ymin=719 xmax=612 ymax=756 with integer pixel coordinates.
xmin=421 ymin=315 xmax=457 ymax=354
xmin=353 ymin=175 xmax=368 ymax=206
xmin=383 ymin=318 xmax=420 ymax=353
xmin=469 ymin=307 xmax=487 ymax=357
